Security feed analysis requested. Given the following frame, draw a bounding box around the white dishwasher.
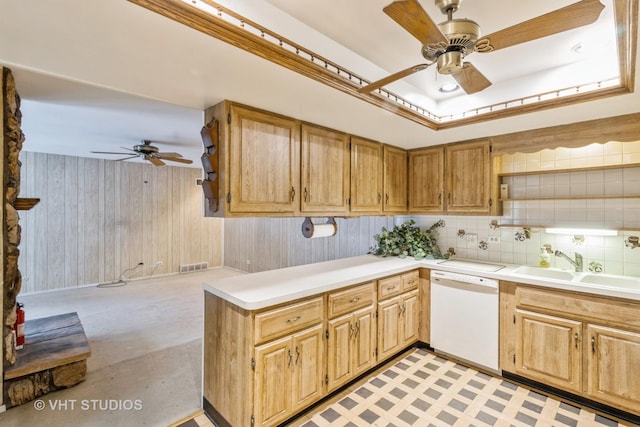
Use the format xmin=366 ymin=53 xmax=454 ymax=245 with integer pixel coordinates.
xmin=430 ymin=270 xmax=499 ymax=372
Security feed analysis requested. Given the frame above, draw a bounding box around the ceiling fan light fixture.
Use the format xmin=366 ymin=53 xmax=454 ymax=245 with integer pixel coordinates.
xmin=439 ymin=83 xmax=460 ymax=93
xmin=437 ymin=50 xmax=463 ymax=75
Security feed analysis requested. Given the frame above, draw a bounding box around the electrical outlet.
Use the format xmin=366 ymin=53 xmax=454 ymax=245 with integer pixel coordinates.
xmin=466 ymin=233 xmax=477 ymax=243
xmin=155 ymin=261 xmax=163 ymax=267
xmin=246 ymin=260 xmax=251 ymax=265
xmin=488 ymin=236 xmax=501 ymax=243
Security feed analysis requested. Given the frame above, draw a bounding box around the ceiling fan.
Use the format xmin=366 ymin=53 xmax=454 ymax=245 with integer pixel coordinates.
xmin=91 ymin=140 xmax=193 ymax=167
xmin=358 ymin=0 xmax=605 ymax=95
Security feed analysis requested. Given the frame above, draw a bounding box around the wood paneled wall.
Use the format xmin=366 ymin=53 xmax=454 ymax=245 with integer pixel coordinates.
xmin=224 ymin=216 xmax=394 ymax=273
xmin=18 ymin=152 xmax=223 ymax=293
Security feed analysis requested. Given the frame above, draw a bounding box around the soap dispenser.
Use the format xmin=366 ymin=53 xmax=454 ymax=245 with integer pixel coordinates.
xmin=539 ymin=245 xmax=551 ymax=268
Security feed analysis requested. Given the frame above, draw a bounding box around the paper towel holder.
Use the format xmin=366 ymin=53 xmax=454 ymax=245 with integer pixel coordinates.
xmin=302 ymin=217 xmax=337 ymax=238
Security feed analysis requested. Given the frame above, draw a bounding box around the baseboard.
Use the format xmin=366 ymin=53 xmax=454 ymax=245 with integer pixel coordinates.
xmin=202 ymin=397 xmax=231 ymax=427
xmin=502 ymin=371 xmax=640 ymax=426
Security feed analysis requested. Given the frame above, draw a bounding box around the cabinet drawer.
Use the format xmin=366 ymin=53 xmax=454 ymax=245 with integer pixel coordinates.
xmin=515 ymin=286 xmax=640 ymax=330
xmin=378 ymin=275 xmax=402 ymax=299
xmin=255 ymin=297 xmax=323 ymax=344
xmin=328 ymin=282 xmax=375 ymax=319
xmin=402 ymin=271 xmax=419 ymax=291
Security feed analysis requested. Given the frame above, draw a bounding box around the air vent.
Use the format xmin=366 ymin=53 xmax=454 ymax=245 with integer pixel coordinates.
xmin=179 ymin=262 xmax=209 ymax=274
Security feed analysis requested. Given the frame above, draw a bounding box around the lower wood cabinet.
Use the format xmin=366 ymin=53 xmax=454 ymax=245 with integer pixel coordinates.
xmin=515 ymin=310 xmax=582 ymax=393
xmin=255 ymin=325 xmax=325 ymax=426
xmin=501 ymin=281 xmax=640 ymax=416
xmin=326 ymin=306 xmax=376 ymax=392
xmin=377 ymin=289 xmax=419 ymax=361
xmin=203 ymin=270 xmax=423 ymax=427
xmin=587 ymin=324 xmax=640 ymax=412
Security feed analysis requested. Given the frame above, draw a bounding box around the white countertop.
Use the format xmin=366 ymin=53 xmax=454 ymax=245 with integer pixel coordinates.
xmin=203 ymin=254 xmax=640 ymax=310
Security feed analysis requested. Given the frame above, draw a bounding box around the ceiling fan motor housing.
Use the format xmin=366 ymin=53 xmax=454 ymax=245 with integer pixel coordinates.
xmin=134 ymin=141 xmax=159 ymax=154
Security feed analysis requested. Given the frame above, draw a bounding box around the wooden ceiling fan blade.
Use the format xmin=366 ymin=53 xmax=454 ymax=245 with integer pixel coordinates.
xmin=383 ymin=0 xmax=448 ymax=46
xmin=156 ymin=152 xmax=183 ymax=158
xmin=358 ymin=63 xmax=432 ymax=93
xmin=147 ymin=156 xmax=165 ymax=166
xmin=476 ymin=0 xmax=605 ymax=52
xmin=162 ymin=156 xmax=194 ymax=164
xmin=115 ymin=155 xmax=140 ymax=162
xmin=452 ymin=63 xmax=492 ymax=94
xmin=90 ymin=151 xmax=131 ymax=155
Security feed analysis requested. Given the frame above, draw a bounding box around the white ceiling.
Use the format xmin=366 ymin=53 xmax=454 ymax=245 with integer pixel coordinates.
xmin=1 ymin=0 xmax=638 ymax=167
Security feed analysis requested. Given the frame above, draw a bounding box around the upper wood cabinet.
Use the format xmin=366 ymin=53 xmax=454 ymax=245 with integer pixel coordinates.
xmin=409 ymin=140 xmax=492 ymax=214
xmin=204 ymin=102 xmax=300 ymax=217
xmin=409 ymin=147 xmax=444 ymax=213
xmin=383 ymin=145 xmax=408 ymax=213
xmin=445 ymin=140 xmax=491 ymax=214
xmin=350 ymin=137 xmax=383 ymax=214
xmin=301 ymin=124 xmax=350 ymax=214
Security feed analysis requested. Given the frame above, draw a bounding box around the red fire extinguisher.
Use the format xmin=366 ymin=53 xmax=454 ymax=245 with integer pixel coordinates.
xmin=14 ymin=302 xmax=25 ymax=349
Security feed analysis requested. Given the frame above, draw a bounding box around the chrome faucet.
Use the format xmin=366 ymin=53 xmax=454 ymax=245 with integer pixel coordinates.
xmin=554 ymin=250 xmax=583 ymax=272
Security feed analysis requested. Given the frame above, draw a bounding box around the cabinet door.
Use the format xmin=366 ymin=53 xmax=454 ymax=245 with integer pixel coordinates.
xmin=326 ymin=314 xmax=353 ymax=392
xmin=377 ymin=296 xmax=402 ymax=361
xmin=383 ymin=145 xmax=407 ymax=213
xmin=445 ymin=140 xmax=491 ymax=214
xmin=350 ymin=137 xmax=383 ymax=213
xmin=254 ymin=337 xmax=292 ymax=426
xmin=291 ymin=325 xmax=324 ymax=413
xmin=408 ymin=147 xmax=444 ymax=212
xmin=229 ymin=105 xmax=300 ymax=214
xmin=401 ymin=291 xmax=420 ymax=347
xmin=352 ymin=306 xmax=377 ymax=377
xmin=587 ymin=324 xmax=640 ymax=413
xmin=515 ymin=310 xmax=582 ymax=393
xmin=301 ymin=124 xmax=350 ymax=213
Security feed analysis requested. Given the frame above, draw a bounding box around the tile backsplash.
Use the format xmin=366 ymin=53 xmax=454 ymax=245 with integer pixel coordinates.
xmin=401 ymin=141 xmax=640 ymax=277
xmin=400 ymin=215 xmax=640 ymax=277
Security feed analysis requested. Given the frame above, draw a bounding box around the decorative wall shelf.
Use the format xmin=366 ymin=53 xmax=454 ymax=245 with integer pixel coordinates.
xmin=13 ymin=198 xmax=40 ymax=210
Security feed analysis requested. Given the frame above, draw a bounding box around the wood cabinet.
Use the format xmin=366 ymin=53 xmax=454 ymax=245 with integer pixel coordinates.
xmin=409 ymin=140 xmax=492 ymax=214
xmin=409 ymin=147 xmax=444 ymax=212
xmin=301 ymin=123 xmax=350 ymax=214
xmin=326 ymin=282 xmax=377 ymax=392
xmin=255 ymin=325 xmax=324 ymax=426
xmin=377 ymin=271 xmax=420 ymax=361
xmin=383 ymin=145 xmax=408 ymax=213
xmin=500 ymin=281 xmax=640 ymax=415
xmin=587 ymin=324 xmax=640 ymax=413
xmin=204 ymin=101 xmax=300 ymax=216
xmin=515 ymin=310 xmax=582 ymax=393
xmin=350 ymin=137 xmax=383 ymax=213
xmin=444 ymin=140 xmax=492 ymax=214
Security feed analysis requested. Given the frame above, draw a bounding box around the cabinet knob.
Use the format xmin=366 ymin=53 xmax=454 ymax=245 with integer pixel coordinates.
xmin=295 ymin=346 xmax=301 ymax=365
xmin=574 ymin=332 xmax=579 ymax=349
xmin=290 ymin=187 xmax=295 ymax=203
xmin=385 ymin=193 xmax=389 ymax=205
xmin=591 ymin=336 xmax=596 ymax=353
xmin=304 ymin=187 xmax=308 ymax=203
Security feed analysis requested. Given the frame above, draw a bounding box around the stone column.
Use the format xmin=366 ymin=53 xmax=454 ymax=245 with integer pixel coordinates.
xmin=3 ymin=67 xmax=25 ymax=371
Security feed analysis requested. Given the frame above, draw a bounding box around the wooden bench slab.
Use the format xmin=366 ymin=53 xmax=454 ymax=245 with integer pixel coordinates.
xmin=4 ymin=312 xmax=91 ymax=380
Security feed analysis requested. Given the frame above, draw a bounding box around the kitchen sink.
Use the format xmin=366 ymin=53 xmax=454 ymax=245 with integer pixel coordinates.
xmin=578 ymin=273 xmax=640 ymax=289
xmin=512 ymin=266 xmax=575 ymax=281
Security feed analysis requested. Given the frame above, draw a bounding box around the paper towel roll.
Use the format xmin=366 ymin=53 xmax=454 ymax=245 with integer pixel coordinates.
xmin=302 ymin=217 xmax=337 ymax=238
